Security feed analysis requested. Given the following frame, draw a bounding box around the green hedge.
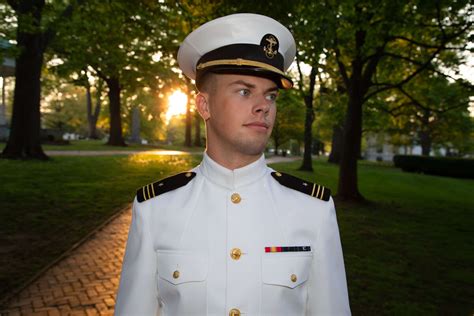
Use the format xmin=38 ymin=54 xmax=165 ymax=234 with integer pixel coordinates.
xmin=393 ymin=155 xmax=474 ymax=179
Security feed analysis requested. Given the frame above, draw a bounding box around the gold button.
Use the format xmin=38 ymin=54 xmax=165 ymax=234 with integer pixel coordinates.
xmin=230 ymin=248 xmax=242 ymax=260
xmin=275 ymin=172 xmax=282 ymax=177
xmin=185 ymin=172 xmax=192 ymax=177
xmin=229 ymin=308 xmax=241 ymax=316
xmin=231 ymin=193 xmax=241 ymax=204
xmin=173 ymin=270 xmax=180 ymax=279
xmin=291 ymin=274 xmax=297 ymax=282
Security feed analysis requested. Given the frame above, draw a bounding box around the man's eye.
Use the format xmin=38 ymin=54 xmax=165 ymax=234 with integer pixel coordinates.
xmin=238 ymin=89 xmax=250 ymax=96
xmin=266 ymin=93 xmax=278 ymax=101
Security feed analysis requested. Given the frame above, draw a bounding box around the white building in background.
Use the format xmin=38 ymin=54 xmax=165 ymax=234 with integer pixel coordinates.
xmin=363 ymin=133 xmax=451 ymax=162
xmin=1 ymin=38 xmax=15 ymax=141
xmin=364 ymin=133 xmax=418 ymax=162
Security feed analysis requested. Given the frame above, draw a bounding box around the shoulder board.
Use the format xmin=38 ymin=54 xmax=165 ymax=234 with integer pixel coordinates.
xmin=271 ymin=171 xmax=331 ymax=201
xmin=136 ymin=171 xmax=196 ymax=203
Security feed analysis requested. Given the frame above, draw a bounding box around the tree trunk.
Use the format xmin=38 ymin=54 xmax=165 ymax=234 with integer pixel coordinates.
xmin=336 ymin=27 xmax=374 ymax=202
xmin=299 ymin=67 xmax=317 ymax=171
xmin=184 ymin=97 xmax=192 ymax=147
xmin=337 ymin=94 xmax=364 ymax=201
xmin=130 ymin=106 xmax=141 ymax=144
xmin=419 ymin=109 xmax=431 ymax=156
xmin=419 ymin=131 xmax=432 ymax=156
xmin=105 ymin=77 xmax=125 ymax=146
xmin=193 ymin=111 xmax=201 ymax=147
xmin=0 ymin=77 xmax=6 ymax=126
xmin=1 ymin=0 xmax=48 ymax=160
xmin=271 ymin=121 xmax=281 ymax=155
xmin=86 ymin=83 xmax=95 ymax=138
xmin=328 ymin=125 xmax=343 ymax=164
xmin=86 ymin=78 xmax=101 ymax=139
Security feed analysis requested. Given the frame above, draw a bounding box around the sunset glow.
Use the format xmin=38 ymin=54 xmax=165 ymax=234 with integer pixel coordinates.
xmin=165 ymin=90 xmax=188 ymax=124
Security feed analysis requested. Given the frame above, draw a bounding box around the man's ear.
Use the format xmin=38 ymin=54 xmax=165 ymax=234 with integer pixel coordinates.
xmin=196 ymin=93 xmax=211 ymax=120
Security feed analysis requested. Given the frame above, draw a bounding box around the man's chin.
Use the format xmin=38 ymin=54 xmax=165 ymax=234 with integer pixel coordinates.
xmin=236 ymin=141 xmax=268 ymax=157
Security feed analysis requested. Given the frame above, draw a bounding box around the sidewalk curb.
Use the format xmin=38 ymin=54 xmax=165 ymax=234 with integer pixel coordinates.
xmin=0 ymin=204 xmax=131 ymax=309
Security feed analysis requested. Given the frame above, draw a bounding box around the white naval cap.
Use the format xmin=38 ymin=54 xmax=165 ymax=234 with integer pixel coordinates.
xmin=177 ymin=13 xmax=296 ymax=89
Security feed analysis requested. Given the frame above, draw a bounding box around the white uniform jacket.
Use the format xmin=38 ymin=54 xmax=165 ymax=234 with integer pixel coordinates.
xmin=115 ymin=154 xmax=351 ymax=316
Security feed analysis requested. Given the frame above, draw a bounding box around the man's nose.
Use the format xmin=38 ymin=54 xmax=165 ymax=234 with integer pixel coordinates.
xmin=252 ymin=95 xmax=271 ymax=115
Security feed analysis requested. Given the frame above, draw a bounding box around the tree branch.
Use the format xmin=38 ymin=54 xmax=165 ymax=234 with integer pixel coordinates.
xmin=435 ymin=2 xmax=447 ymax=40
xmin=377 ymin=101 xmax=415 ymax=118
xmin=363 ymin=43 xmax=444 ymax=102
xmin=90 ymin=65 xmax=109 ymax=82
xmin=397 ymin=86 xmax=430 ymax=111
xmin=389 ymin=35 xmax=443 ymax=49
xmin=396 ymin=86 xmax=465 ymax=115
xmin=361 ymin=40 xmax=388 ymax=90
xmin=334 ymin=44 xmax=350 ymax=89
xmin=295 ymin=53 xmax=306 ymax=96
xmin=43 ymin=0 xmax=87 ymax=49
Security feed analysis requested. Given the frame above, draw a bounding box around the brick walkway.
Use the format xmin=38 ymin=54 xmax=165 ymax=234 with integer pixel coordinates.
xmin=0 ymin=208 xmax=132 ymax=316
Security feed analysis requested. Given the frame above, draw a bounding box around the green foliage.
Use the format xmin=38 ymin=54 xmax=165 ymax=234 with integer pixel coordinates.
xmin=375 ymin=73 xmax=473 ymax=155
xmin=121 ymin=88 xmax=167 ymax=142
xmin=40 ymin=76 xmax=88 ymax=134
xmin=313 ymin=77 xmax=348 ymax=146
xmin=52 ymin=1 xmax=175 ymax=88
xmin=0 ymin=4 xmax=16 ymax=63
xmin=393 ymin=154 xmax=474 ymax=179
xmin=272 ymin=89 xmax=305 ymax=150
xmin=165 ymin=115 xmax=186 ymax=145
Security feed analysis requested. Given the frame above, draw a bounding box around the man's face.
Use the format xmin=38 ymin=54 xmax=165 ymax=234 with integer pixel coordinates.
xmin=198 ymin=73 xmax=278 ymax=159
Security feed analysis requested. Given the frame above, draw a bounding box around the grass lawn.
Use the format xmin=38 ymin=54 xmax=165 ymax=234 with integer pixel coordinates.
xmin=273 ymin=159 xmax=474 ymax=315
xmin=0 ymin=154 xmax=472 ymax=315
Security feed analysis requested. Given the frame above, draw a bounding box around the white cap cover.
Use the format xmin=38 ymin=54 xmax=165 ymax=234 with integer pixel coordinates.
xmin=177 ymin=13 xmax=296 ymax=89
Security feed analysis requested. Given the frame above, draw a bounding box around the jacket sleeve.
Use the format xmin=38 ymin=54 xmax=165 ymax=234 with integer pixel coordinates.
xmin=115 ymin=198 xmax=159 ymax=316
xmin=306 ymin=197 xmax=351 ymax=315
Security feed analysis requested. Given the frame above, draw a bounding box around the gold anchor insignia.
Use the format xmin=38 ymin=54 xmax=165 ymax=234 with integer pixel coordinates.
xmin=263 ymin=35 xmax=278 ymax=59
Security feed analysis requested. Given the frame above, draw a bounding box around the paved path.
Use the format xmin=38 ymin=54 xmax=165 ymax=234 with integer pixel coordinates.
xmin=265 ymin=155 xmax=300 ymax=164
xmin=0 ymin=155 xmax=300 ymax=315
xmin=1 ymin=209 xmax=131 ymax=316
xmin=45 ymin=149 xmax=190 ymax=156
xmin=45 ymin=150 xmax=301 ymax=163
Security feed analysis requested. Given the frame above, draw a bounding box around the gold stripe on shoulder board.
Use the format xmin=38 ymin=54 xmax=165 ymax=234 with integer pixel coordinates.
xmin=142 ymin=186 xmax=148 ymax=200
xmin=150 ymin=182 xmax=155 ymax=197
xmin=318 ymin=186 xmax=324 ymax=199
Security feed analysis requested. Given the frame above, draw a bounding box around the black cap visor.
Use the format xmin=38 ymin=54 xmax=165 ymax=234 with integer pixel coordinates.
xmin=196 ymin=65 xmax=293 ymax=91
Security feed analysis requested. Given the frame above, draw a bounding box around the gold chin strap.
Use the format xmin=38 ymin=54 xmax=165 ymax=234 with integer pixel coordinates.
xmin=197 ymin=58 xmax=293 ymax=89
xmin=197 ymin=58 xmax=286 ymax=77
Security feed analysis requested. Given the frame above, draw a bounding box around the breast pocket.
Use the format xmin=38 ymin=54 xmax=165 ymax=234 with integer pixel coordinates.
xmin=261 ymin=253 xmax=313 ymax=316
xmin=156 ymin=250 xmax=208 ymax=316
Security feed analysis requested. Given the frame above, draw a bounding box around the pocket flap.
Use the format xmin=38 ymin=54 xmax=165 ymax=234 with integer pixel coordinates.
xmin=262 ymin=254 xmax=312 ymax=289
xmin=156 ymin=251 xmax=208 ymax=285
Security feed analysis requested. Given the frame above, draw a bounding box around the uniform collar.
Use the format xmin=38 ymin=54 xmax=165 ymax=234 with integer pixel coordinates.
xmin=199 ymin=152 xmax=268 ymax=189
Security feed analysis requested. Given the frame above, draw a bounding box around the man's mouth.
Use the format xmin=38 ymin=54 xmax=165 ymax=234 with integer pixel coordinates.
xmin=243 ymin=121 xmax=269 ymax=132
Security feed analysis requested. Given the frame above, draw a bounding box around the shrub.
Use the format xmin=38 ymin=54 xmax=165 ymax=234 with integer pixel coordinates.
xmin=393 ymin=155 xmax=474 ymax=179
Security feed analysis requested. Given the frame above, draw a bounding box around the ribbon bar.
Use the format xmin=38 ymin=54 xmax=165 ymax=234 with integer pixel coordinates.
xmin=265 ymin=246 xmax=311 ymax=253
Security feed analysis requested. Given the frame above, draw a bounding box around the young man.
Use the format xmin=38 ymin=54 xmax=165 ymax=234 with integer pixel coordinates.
xmin=115 ymin=13 xmax=351 ymax=316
